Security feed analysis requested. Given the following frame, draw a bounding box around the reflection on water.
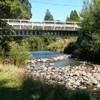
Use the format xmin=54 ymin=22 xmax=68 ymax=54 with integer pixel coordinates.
xmin=31 ymin=51 xmax=75 ymax=67
xmin=31 ymin=51 xmax=61 ymax=58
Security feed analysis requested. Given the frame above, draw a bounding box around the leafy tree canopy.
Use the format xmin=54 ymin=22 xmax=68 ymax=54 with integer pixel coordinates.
xmin=80 ymin=0 xmax=100 ymax=33
xmin=0 ymin=0 xmax=32 ymax=19
xmin=69 ymin=0 xmax=100 ymax=62
xmin=0 ymin=0 xmax=32 ymax=57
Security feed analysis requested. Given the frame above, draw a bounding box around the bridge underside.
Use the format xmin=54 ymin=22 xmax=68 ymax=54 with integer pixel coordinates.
xmin=0 ymin=29 xmax=79 ymax=37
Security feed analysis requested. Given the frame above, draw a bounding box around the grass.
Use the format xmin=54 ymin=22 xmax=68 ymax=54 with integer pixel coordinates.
xmin=0 ymin=64 xmax=24 ymax=88
xmin=0 ymin=63 xmax=100 ymax=100
xmin=0 ymin=64 xmax=29 ymax=100
xmin=47 ymin=36 xmax=77 ymax=52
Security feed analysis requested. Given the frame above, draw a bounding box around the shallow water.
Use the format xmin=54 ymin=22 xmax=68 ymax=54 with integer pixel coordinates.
xmin=31 ymin=51 xmax=75 ymax=67
xmin=31 ymin=51 xmax=61 ymax=58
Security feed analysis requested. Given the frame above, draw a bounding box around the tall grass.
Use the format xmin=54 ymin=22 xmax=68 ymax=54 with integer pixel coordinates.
xmin=0 ymin=64 xmax=24 ymax=88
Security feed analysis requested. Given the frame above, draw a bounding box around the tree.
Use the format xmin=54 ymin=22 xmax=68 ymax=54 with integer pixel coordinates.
xmin=80 ymin=0 xmax=100 ymax=33
xmin=44 ymin=9 xmax=54 ymax=21
xmin=91 ymin=0 xmax=100 ymax=32
xmin=75 ymin=0 xmax=100 ymax=62
xmin=66 ymin=10 xmax=80 ymax=22
xmin=64 ymin=0 xmax=100 ymax=62
xmin=0 ymin=0 xmax=32 ymax=57
xmin=19 ymin=0 xmax=32 ymax=19
xmin=0 ymin=20 xmax=14 ymax=57
xmin=0 ymin=0 xmax=32 ymax=19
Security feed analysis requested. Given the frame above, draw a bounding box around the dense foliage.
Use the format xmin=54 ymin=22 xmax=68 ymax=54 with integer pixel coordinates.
xmin=24 ymin=36 xmax=46 ymax=51
xmin=22 ymin=34 xmax=56 ymax=51
xmin=0 ymin=0 xmax=32 ymax=19
xmin=80 ymin=0 xmax=100 ymax=32
xmin=64 ymin=0 xmax=100 ymax=63
xmin=0 ymin=0 xmax=32 ymax=65
xmin=9 ymin=41 xmax=30 ymax=66
xmin=0 ymin=20 xmax=14 ymax=57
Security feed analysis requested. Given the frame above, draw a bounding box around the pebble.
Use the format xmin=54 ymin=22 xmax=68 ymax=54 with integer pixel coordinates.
xmin=25 ymin=59 xmax=100 ymax=90
xmin=97 ymin=84 xmax=100 ymax=88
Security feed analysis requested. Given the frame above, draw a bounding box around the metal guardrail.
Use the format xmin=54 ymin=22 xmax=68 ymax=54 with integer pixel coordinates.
xmin=1 ymin=19 xmax=80 ymax=31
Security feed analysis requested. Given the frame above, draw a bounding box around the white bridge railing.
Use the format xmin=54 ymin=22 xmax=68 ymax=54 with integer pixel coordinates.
xmin=1 ymin=19 xmax=80 ymax=31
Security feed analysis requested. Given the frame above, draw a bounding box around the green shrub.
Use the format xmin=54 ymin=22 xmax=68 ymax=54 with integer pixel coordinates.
xmin=90 ymin=43 xmax=100 ymax=63
xmin=24 ymin=36 xmax=46 ymax=51
xmin=9 ymin=41 xmax=31 ymax=66
xmin=71 ymin=42 xmax=100 ymax=63
xmin=64 ymin=42 xmax=77 ymax=54
xmin=64 ymin=32 xmax=100 ymax=63
xmin=10 ymin=52 xmax=30 ymax=67
xmin=42 ymin=33 xmax=56 ymax=45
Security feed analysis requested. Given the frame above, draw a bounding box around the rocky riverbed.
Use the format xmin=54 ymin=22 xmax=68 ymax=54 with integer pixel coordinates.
xmin=34 ymin=55 xmax=71 ymax=62
xmin=25 ymin=61 xmax=100 ymax=90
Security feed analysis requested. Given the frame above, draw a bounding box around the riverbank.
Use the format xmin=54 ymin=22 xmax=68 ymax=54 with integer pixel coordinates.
xmin=26 ymin=61 xmax=100 ymax=90
xmin=48 ymin=36 xmax=77 ymax=52
xmin=33 ymin=54 xmax=70 ymax=62
xmin=0 ymin=63 xmax=100 ymax=100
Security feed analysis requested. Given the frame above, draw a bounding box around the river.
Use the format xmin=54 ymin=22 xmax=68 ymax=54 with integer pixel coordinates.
xmin=31 ymin=51 xmax=75 ymax=67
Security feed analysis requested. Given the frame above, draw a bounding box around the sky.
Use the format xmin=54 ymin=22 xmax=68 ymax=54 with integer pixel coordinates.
xmin=29 ymin=0 xmax=84 ymax=21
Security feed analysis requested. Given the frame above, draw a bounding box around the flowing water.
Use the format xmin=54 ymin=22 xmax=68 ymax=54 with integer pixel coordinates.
xmin=31 ymin=51 xmax=75 ymax=67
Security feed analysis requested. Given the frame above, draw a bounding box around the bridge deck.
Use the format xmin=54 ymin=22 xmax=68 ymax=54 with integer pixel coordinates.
xmin=1 ymin=19 xmax=80 ymax=31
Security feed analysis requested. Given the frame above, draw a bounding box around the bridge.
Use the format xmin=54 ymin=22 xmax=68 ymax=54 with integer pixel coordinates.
xmin=0 ymin=19 xmax=80 ymax=36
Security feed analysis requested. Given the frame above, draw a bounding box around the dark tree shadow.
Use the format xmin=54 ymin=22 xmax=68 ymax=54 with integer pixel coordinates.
xmin=21 ymin=77 xmax=95 ymax=100
xmin=0 ymin=79 xmax=34 ymax=100
xmin=0 ymin=77 xmax=99 ymax=100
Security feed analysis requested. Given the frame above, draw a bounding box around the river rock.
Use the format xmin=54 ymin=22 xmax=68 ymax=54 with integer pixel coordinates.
xmin=97 ymin=84 xmax=100 ymax=88
xmin=26 ymin=61 xmax=100 ymax=90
